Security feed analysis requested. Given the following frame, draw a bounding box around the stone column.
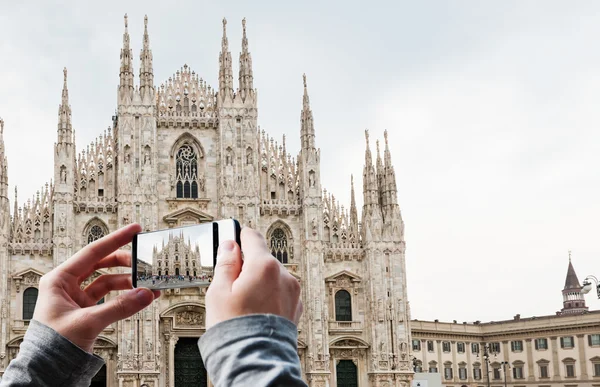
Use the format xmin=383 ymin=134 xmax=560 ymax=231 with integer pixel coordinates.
xmin=421 ymin=339 xmax=428 ymax=369
xmin=436 ymin=340 xmax=442 ymax=372
xmin=169 ymin=336 xmax=179 ymax=387
xmin=502 ymin=341 xmax=512 ymax=383
xmin=578 ymin=334 xmax=588 ymax=379
xmin=525 ymin=339 xmax=535 ymax=381
xmin=550 ymin=337 xmax=560 ymax=381
xmin=451 ymin=341 xmax=457 ymax=383
xmin=466 ymin=342 xmax=472 ymax=384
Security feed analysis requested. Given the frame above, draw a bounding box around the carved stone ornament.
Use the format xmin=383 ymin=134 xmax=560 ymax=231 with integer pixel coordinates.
xmin=175 ymin=310 xmax=204 ymax=326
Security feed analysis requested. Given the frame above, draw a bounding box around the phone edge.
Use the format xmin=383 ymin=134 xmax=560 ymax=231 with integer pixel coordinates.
xmin=131 ymin=234 xmax=138 ymax=288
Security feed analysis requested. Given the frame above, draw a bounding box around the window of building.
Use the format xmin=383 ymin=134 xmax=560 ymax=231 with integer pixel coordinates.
xmin=561 ymin=336 xmax=575 ymax=349
xmin=412 ymin=340 xmax=421 ymax=351
xmin=589 ymin=334 xmax=600 ymax=347
xmin=429 ymin=361 xmax=438 ymax=373
xmin=442 ymin=341 xmax=451 ymax=353
xmin=535 ymin=338 xmax=548 ymax=350
xmin=414 ymin=360 xmax=423 ymax=373
xmin=269 ymin=228 xmax=289 ymax=264
xmin=87 ymin=224 xmax=105 ymax=244
xmin=511 ymin=340 xmax=523 ymax=352
xmin=566 ymin=364 xmax=576 ymax=378
xmin=334 ymin=290 xmax=352 ymax=322
xmin=490 ymin=342 xmax=501 ymax=353
xmin=471 ymin=343 xmax=480 ymax=354
xmin=175 ymin=144 xmax=199 ymax=199
xmin=444 ymin=363 xmax=453 ymax=380
xmin=512 ymin=362 xmax=524 ymax=379
xmin=427 ymin=340 xmax=434 ymax=352
xmin=458 ymin=366 xmax=467 ymax=380
xmin=513 ymin=366 xmax=523 ymax=379
xmin=457 ymin=342 xmax=465 ymax=353
xmin=23 ymin=287 xmax=38 ymax=320
xmin=540 ymin=365 xmax=549 ymax=378
xmin=473 ymin=365 xmax=482 ymax=380
xmin=493 ymin=366 xmax=502 ymax=380
xmin=594 ymin=362 xmax=600 ymax=377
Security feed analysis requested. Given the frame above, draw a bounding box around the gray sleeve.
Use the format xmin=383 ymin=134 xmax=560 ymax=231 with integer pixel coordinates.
xmin=0 ymin=320 xmax=104 ymax=387
xmin=198 ymin=314 xmax=308 ymax=387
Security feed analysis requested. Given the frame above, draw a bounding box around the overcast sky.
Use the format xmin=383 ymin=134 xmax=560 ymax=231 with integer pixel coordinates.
xmin=1 ymin=1 xmax=600 ymax=323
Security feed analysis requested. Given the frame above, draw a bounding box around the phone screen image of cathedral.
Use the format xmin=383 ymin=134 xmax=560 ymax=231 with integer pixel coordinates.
xmin=135 ymin=224 xmax=214 ymax=290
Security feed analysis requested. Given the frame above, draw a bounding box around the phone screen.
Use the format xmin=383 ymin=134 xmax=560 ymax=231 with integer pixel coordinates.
xmin=132 ymin=219 xmax=240 ymax=290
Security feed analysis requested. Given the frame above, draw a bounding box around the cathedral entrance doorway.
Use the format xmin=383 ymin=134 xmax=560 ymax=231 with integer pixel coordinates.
xmin=336 ymin=360 xmax=358 ymax=387
xmin=90 ymin=364 xmax=107 ymax=387
xmin=174 ymin=337 xmax=207 ymax=387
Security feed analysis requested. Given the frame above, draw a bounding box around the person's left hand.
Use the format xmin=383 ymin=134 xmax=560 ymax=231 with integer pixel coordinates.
xmin=33 ymin=223 xmax=160 ymax=353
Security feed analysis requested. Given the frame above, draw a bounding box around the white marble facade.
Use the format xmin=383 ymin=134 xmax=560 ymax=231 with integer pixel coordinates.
xmin=0 ymin=15 xmax=411 ymax=387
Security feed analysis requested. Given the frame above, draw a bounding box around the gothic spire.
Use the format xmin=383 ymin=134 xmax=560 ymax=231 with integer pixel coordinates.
xmin=57 ymin=68 xmax=73 ymax=144
xmin=238 ymin=17 xmax=254 ymax=102
xmin=349 ymin=174 xmax=358 ymax=232
xmin=119 ymin=14 xmax=134 ymax=94
xmin=218 ymin=18 xmax=234 ymax=102
xmin=139 ymin=15 xmax=154 ymax=96
xmin=300 ymin=74 xmax=316 ymax=151
xmin=362 ymin=130 xmax=379 ymax=209
xmin=382 ymin=130 xmax=398 ymax=207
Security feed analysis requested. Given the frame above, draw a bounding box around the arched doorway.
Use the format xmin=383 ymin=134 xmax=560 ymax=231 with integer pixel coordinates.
xmin=174 ymin=337 xmax=207 ymax=386
xmin=90 ymin=364 xmax=106 ymax=387
xmin=336 ymin=359 xmax=358 ymax=387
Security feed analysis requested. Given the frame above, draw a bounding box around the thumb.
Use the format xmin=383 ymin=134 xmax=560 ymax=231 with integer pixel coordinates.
xmin=211 ymin=240 xmax=242 ymax=290
xmin=91 ymin=288 xmax=155 ymax=327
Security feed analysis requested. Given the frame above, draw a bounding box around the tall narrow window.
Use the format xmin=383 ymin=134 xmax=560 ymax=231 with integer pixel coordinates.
xmin=176 ymin=144 xmax=198 ymax=199
xmin=335 ymin=290 xmax=352 ymax=321
xmin=88 ymin=225 xmax=105 ymax=244
xmin=23 ymin=287 xmax=38 ymax=320
xmin=269 ymin=228 xmax=289 ymax=264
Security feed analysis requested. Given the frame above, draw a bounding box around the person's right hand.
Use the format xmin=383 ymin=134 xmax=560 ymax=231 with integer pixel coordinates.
xmin=205 ymin=227 xmax=302 ymax=329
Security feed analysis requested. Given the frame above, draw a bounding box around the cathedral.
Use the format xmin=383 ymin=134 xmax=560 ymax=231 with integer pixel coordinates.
xmin=0 ymin=15 xmax=411 ymax=387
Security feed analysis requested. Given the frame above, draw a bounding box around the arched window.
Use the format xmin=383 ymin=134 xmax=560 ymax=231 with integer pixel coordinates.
xmin=23 ymin=287 xmax=38 ymax=320
xmin=87 ymin=225 xmax=105 ymax=244
xmin=270 ymin=228 xmax=289 ymax=264
xmin=335 ymin=290 xmax=352 ymax=321
xmin=176 ymin=144 xmax=198 ymax=199
xmin=336 ymin=360 xmax=358 ymax=387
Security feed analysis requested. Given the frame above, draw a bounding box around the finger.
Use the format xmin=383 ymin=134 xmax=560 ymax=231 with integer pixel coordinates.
xmin=239 ymin=227 xmax=272 ymax=261
xmin=90 ymin=288 xmax=155 ymax=328
xmin=60 ymin=224 xmax=142 ymax=278
xmin=293 ymin=299 xmax=303 ymax=325
xmin=83 ymin=274 xmax=133 ymax=305
xmin=211 ymin=240 xmax=242 ymax=291
xmin=77 ymin=251 xmax=132 ymax=285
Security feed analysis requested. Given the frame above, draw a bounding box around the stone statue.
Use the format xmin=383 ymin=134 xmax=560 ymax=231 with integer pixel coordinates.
xmin=309 ymin=172 xmax=315 ymax=187
xmin=60 ymin=167 xmax=66 ymax=183
xmin=144 ymin=150 xmax=150 ymax=165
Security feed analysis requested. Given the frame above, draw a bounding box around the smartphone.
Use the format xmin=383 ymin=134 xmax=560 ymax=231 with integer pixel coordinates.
xmin=132 ymin=219 xmax=241 ymax=290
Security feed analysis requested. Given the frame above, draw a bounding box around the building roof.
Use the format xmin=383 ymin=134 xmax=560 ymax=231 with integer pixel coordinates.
xmin=564 ymin=259 xmax=582 ymax=290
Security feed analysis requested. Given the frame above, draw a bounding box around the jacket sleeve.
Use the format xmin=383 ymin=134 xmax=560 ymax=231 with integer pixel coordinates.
xmin=0 ymin=320 xmax=104 ymax=387
xmin=198 ymin=314 xmax=308 ymax=387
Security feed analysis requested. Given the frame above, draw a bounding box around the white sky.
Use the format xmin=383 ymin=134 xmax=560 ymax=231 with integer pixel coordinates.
xmin=1 ymin=1 xmax=600 ymax=322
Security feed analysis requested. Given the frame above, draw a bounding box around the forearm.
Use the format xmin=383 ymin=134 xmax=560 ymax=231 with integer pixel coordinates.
xmin=199 ymin=314 xmax=307 ymax=387
xmin=0 ymin=320 xmax=104 ymax=387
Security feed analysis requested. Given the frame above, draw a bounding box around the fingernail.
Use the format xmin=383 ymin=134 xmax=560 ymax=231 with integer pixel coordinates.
xmin=135 ymin=288 xmax=153 ymax=304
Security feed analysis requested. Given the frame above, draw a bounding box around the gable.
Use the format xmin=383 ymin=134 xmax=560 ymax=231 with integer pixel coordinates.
xmin=325 ymin=270 xmax=362 ymax=286
xmin=163 ymin=207 xmax=213 ymax=227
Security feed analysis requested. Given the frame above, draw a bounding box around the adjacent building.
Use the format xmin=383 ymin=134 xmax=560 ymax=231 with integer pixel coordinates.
xmin=411 ymin=259 xmax=600 ymax=387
